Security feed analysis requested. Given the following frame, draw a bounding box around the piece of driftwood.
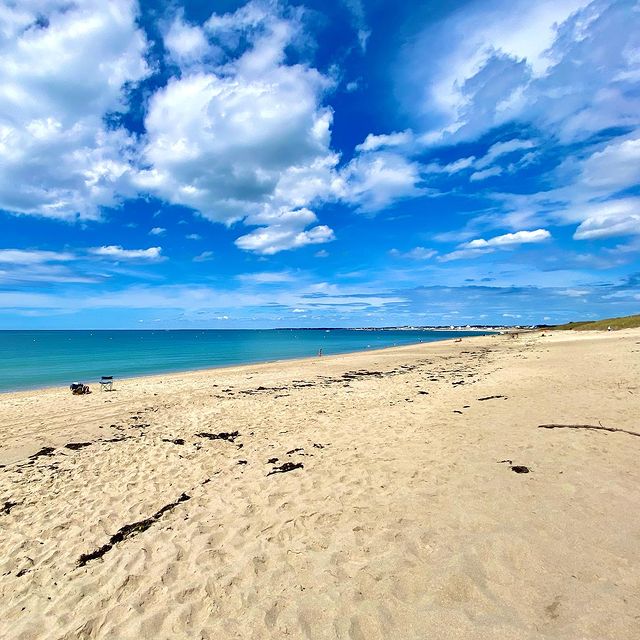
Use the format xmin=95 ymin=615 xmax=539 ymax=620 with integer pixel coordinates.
xmin=538 ymin=424 xmax=640 ymax=438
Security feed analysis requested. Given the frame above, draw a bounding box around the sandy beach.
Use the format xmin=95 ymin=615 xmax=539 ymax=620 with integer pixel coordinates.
xmin=1 ymin=329 xmax=639 ymax=639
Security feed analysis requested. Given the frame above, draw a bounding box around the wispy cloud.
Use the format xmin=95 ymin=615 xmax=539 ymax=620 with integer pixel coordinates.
xmin=0 ymin=249 xmax=75 ymax=264
xmin=573 ymin=199 xmax=640 ymax=240
xmin=88 ymin=246 xmax=165 ymax=261
xmin=356 ymin=130 xmax=413 ymax=152
xmin=470 ymin=166 xmax=503 ymax=182
xmin=440 ymin=229 xmax=551 ymax=261
xmin=0 ymin=264 xmax=100 ymax=285
xmin=390 ymin=247 xmax=437 ymax=260
xmin=193 ymin=251 xmax=214 ymax=262
xmin=237 ymin=271 xmax=298 ymax=284
xmin=341 ymin=0 xmax=371 ymax=52
xmin=2 ymin=275 xmax=637 ymax=328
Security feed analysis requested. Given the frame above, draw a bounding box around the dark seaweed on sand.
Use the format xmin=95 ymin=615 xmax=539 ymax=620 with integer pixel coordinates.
xmin=2 ymin=500 xmax=18 ymax=515
xmin=65 ymin=442 xmax=92 ymax=450
xmin=196 ymin=431 xmax=240 ymax=442
xmin=78 ymin=493 xmax=191 ymax=567
xmin=267 ymin=462 xmax=303 ymax=476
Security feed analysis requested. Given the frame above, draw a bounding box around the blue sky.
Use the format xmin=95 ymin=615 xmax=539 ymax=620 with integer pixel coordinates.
xmin=0 ymin=0 xmax=638 ymax=328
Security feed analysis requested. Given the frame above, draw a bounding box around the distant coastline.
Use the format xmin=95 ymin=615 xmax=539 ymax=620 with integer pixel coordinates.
xmin=246 ymin=325 xmax=514 ymax=332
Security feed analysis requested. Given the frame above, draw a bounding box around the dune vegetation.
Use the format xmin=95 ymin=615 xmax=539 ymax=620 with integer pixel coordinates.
xmin=550 ymin=314 xmax=640 ymax=331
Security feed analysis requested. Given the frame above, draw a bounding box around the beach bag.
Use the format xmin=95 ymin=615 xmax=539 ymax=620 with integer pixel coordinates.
xmin=70 ymin=382 xmax=91 ymax=395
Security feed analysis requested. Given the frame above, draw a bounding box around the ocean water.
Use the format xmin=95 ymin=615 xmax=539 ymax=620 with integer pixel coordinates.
xmin=0 ymin=329 xmax=488 ymax=393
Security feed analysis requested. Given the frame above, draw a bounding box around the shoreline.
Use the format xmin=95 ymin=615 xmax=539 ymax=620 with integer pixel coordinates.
xmin=2 ymin=328 xmax=639 ymax=638
xmin=0 ymin=331 xmax=495 ymax=396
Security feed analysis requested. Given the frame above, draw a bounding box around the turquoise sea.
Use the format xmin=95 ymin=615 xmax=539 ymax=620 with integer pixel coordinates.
xmin=0 ymin=329 xmax=488 ymax=393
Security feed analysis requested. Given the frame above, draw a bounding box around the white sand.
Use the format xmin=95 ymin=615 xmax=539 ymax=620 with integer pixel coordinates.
xmin=1 ymin=330 xmax=639 ymax=639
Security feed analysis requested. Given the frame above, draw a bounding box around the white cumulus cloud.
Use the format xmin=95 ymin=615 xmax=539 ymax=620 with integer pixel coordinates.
xmin=466 ymin=229 xmax=551 ymax=248
xmin=0 ymin=0 xmax=149 ymax=220
xmin=235 ymin=208 xmax=335 ymax=255
xmin=339 ymin=151 xmax=423 ymax=212
xmin=133 ymin=2 xmax=339 ymax=253
xmin=164 ymin=11 xmax=210 ymax=67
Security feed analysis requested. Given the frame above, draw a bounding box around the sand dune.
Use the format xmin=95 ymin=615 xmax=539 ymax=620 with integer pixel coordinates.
xmin=1 ymin=330 xmax=639 ymax=639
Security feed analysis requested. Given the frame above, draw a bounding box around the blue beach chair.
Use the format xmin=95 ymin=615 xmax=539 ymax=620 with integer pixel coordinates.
xmin=99 ymin=376 xmax=114 ymax=391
